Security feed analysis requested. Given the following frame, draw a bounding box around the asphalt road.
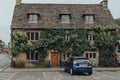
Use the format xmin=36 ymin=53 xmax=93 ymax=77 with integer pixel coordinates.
xmin=0 ymin=71 xmax=120 ymax=80
xmin=0 ymin=53 xmax=11 ymax=71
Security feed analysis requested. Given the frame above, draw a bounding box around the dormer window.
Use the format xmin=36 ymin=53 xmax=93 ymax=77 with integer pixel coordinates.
xmin=60 ymin=14 xmax=71 ymax=23
xmin=27 ymin=13 xmax=39 ymax=23
xmin=84 ymin=15 xmax=94 ymax=24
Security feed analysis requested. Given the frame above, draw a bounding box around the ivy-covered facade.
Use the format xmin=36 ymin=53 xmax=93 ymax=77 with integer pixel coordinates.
xmin=11 ymin=0 xmax=119 ymax=67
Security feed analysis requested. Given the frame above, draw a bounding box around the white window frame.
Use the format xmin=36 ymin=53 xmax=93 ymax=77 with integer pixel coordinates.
xmin=26 ymin=31 xmax=39 ymax=41
xmin=85 ymin=15 xmax=94 ymax=24
xmin=61 ymin=14 xmax=70 ymax=23
xmin=88 ymin=34 xmax=94 ymax=41
xmin=62 ymin=53 xmax=71 ymax=61
xmin=27 ymin=52 xmax=39 ymax=61
xmin=28 ymin=14 xmax=38 ymax=23
xmin=85 ymin=53 xmax=96 ymax=59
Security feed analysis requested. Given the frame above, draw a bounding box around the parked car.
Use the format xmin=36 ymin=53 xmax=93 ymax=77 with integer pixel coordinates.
xmin=64 ymin=56 xmax=92 ymax=75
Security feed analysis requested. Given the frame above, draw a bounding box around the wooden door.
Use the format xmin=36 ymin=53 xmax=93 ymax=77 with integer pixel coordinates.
xmin=51 ymin=52 xmax=59 ymax=67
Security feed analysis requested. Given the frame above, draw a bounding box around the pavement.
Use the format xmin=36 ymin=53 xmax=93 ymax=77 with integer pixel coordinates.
xmin=4 ymin=67 xmax=120 ymax=72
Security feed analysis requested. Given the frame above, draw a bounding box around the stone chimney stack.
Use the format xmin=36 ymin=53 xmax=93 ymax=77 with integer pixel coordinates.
xmin=16 ymin=0 xmax=21 ymax=5
xmin=100 ymin=0 xmax=108 ymax=8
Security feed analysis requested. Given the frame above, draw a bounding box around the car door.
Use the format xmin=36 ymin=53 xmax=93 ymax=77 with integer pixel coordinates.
xmin=67 ymin=58 xmax=73 ymax=70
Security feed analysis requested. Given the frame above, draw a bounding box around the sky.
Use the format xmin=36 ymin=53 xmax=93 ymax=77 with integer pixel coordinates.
xmin=0 ymin=0 xmax=120 ymax=44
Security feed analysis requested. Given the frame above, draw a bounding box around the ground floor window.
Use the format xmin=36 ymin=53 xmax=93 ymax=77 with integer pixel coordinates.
xmin=26 ymin=51 xmax=39 ymax=61
xmin=85 ymin=53 xmax=96 ymax=58
xmin=84 ymin=51 xmax=99 ymax=66
xmin=62 ymin=53 xmax=71 ymax=61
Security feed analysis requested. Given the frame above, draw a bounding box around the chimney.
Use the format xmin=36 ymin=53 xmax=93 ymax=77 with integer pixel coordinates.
xmin=100 ymin=0 xmax=108 ymax=8
xmin=16 ymin=0 xmax=21 ymax=5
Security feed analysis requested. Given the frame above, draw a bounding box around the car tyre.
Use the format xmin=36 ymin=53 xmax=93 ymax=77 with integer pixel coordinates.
xmin=64 ymin=68 xmax=67 ymax=72
xmin=70 ymin=68 xmax=74 ymax=75
xmin=88 ymin=71 xmax=92 ymax=75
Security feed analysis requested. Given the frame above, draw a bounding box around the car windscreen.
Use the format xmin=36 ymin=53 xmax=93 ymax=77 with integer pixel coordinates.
xmin=74 ymin=59 xmax=90 ymax=63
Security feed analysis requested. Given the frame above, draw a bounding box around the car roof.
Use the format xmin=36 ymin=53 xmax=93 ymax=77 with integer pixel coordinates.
xmin=71 ymin=56 xmax=88 ymax=59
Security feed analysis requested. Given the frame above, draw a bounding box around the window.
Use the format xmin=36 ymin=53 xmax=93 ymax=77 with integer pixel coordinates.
xmin=88 ymin=34 xmax=94 ymax=41
xmin=85 ymin=53 xmax=96 ymax=59
xmin=27 ymin=52 xmax=39 ymax=61
xmin=28 ymin=13 xmax=39 ymax=23
xmin=62 ymin=53 xmax=71 ymax=61
xmin=118 ymin=45 xmax=120 ymax=52
xmin=60 ymin=14 xmax=71 ymax=23
xmin=64 ymin=34 xmax=70 ymax=41
xmin=26 ymin=32 xmax=39 ymax=41
xmin=85 ymin=15 xmax=94 ymax=24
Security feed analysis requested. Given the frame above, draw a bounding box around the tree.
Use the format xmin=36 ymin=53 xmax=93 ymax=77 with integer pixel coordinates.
xmin=11 ymin=33 xmax=28 ymax=56
xmin=0 ymin=40 xmax=4 ymax=53
xmin=94 ymin=27 xmax=117 ymax=67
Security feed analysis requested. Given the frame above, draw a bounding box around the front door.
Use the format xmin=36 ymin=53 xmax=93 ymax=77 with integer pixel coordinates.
xmin=51 ymin=52 xmax=59 ymax=67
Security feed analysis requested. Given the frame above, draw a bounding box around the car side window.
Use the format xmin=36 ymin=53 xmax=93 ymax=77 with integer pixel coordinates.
xmin=69 ymin=58 xmax=73 ymax=63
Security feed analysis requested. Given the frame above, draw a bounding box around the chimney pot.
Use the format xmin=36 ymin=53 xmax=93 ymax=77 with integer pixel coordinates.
xmin=16 ymin=0 xmax=21 ymax=5
xmin=100 ymin=0 xmax=108 ymax=8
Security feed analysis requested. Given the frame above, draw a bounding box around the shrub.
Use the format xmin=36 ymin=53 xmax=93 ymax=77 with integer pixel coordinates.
xmin=11 ymin=60 xmax=25 ymax=68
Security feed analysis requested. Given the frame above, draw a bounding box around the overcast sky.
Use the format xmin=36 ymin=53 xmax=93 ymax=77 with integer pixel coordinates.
xmin=0 ymin=0 xmax=120 ymax=44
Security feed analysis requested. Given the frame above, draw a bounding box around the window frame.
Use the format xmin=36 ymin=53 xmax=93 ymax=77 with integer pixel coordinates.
xmin=60 ymin=14 xmax=71 ymax=23
xmin=62 ymin=53 xmax=71 ymax=61
xmin=26 ymin=31 xmax=40 ymax=41
xmin=84 ymin=15 xmax=94 ymax=24
xmin=27 ymin=13 xmax=40 ymax=23
xmin=88 ymin=34 xmax=94 ymax=41
xmin=26 ymin=51 xmax=39 ymax=61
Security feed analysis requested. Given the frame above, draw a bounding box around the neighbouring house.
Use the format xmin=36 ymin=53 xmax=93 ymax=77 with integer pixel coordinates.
xmin=11 ymin=0 xmax=117 ymax=67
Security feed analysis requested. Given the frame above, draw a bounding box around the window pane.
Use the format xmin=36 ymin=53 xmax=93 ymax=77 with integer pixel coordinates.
xmin=61 ymin=15 xmax=70 ymax=23
xmin=90 ymin=16 xmax=93 ymax=23
xmin=28 ymin=14 xmax=38 ymax=23
xmin=29 ymin=15 xmax=33 ymax=21
xmin=35 ymin=32 xmax=39 ymax=40
xmin=63 ymin=54 xmax=66 ymax=60
xmin=33 ymin=15 xmax=38 ymax=21
xmin=88 ymin=34 xmax=94 ymax=41
xmin=90 ymin=53 xmax=92 ymax=58
xmin=27 ymin=53 xmax=30 ymax=60
xmin=35 ymin=53 xmax=38 ymax=60
xmin=86 ymin=53 xmax=89 ymax=58
xmin=85 ymin=15 xmax=94 ymax=23
xmin=31 ymin=32 xmax=34 ymax=40
xmin=93 ymin=53 xmax=96 ymax=58
xmin=31 ymin=52 xmax=34 ymax=60
xmin=27 ymin=32 xmax=30 ymax=40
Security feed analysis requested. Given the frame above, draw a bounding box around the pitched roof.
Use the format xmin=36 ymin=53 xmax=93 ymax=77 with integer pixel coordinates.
xmin=11 ymin=3 xmax=116 ymax=29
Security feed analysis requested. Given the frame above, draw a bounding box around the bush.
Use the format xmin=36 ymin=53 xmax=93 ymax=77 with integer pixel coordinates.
xmin=11 ymin=60 xmax=25 ymax=68
xmin=44 ymin=60 xmax=50 ymax=67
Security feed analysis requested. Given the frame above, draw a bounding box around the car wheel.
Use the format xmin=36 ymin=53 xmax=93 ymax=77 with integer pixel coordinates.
xmin=64 ymin=68 xmax=67 ymax=72
xmin=88 ymin=71 xmax=92 ymax=75
xmin=70 ymin=68 xmax=74 ymax=75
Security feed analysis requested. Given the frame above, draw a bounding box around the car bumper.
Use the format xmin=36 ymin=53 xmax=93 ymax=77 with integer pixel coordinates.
xmin=73 ymin=67 xmax=92 ymax=73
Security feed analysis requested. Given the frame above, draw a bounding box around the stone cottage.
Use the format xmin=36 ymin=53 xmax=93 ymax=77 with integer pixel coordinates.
xmin=11 ymin=0 xmax=116 ymax=67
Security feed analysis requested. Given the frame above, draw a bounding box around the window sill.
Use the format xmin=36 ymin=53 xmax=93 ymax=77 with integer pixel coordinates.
xmin=85 ymin=22 xmax=94 ymax=24
xmin=28 ymin=21 xmax=38 ymax=23
xmin=27 ymin=60 xmax=39 ymax=62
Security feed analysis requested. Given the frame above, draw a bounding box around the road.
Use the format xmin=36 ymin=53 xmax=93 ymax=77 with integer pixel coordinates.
xmin=0 ymin=53 xmax=11 ymax=71
xmin=0 ymin=71 xmax=120 ymax=80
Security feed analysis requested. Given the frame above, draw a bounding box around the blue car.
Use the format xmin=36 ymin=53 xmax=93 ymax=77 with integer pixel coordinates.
xmin=64 ymin=56 xmax=92 ymax=75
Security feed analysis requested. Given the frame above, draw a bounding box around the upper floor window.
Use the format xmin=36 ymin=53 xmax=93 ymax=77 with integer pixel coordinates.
xmin=27 ymin=13 xmax=39 ymax=23
xmin=60 ymin=14 xmax=71 ymax=23
xmin=64 ymin=31 xmax=70 ymax=41
xmin=85 ymin=15 xmax=94 ymax=24
xmin=88 ymin=34 xmax=94 ymax=41
xmin=26 ymin=32 xmax=39 ymax=41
